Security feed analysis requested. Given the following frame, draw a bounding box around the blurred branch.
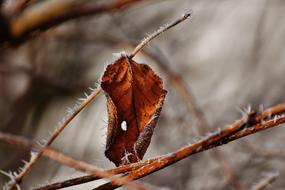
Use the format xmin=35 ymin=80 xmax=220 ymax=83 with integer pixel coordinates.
xmin=242 ymin=141 xmax=285 ymax=159
xmin=250 ymin=172 xmax=279 ymax=190
xmin=249 ymin=0 xmax=269 ymax=66
xmin=4 ymin=0 xmax=33 ymax=17
xmin=0 ymin=0 xmax=145 ymax=45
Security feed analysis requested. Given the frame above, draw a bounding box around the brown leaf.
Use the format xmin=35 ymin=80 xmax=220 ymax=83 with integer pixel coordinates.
xmin=101 ymin=54 xmax=167 ymax=166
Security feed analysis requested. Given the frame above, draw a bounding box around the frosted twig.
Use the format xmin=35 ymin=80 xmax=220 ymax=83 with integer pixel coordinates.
xmin=0 ymin=132 xmax=117 ymax=173
xmin=129 ymin=12 xmax=191 ymax=59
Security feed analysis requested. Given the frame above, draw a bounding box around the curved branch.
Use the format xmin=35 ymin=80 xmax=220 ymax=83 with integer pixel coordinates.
xmin=3 ymin=0 xmax=145 ymax=44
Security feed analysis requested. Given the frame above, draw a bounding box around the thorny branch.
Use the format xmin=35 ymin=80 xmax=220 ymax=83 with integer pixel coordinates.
xmin=33 ymin=160 xmax=154 ymax=190
xmin=0 ymin=133 xmax=150 ymax=189
xmin=5 ymin=85 xmax=102 ymax=190
xmin=1 ymin=126 xmax=148 ymax=190
xmin=0 ymin=132 xmax=124 ymax=175
xmin=34 ymin=103 xmax=285 ymax=190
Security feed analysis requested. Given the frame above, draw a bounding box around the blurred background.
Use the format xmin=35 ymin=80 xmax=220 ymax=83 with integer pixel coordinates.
xmin=0 ymin=0 xmax=285 ymax=189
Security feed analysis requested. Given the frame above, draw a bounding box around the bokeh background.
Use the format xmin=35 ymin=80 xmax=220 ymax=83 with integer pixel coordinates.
xmin=1 ymin=0 xmax=285 ymax=189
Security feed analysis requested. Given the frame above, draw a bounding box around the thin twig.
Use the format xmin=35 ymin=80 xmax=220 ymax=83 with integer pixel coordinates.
xmin=129 ymin=12 xmax=191 ymax=59
xmin=94 ymin=103 xmax=285 ymax=190
xmin=250 ymin=172 xmax=279 ymax=190
xmin=0 ymin=132 xmax=129 ymax=175
xmin=6 ymin=86 xmax=102 ymax=190
xmin=33 ymin=158 xmax=157 ymax=190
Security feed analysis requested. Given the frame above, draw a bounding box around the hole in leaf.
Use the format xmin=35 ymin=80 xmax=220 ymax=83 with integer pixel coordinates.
xmin=121 ymin=121 xmax=127 ymax=131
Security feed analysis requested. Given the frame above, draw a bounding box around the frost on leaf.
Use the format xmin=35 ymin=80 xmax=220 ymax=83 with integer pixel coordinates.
xmin=101 ymin=54 xmax=167 ymax=166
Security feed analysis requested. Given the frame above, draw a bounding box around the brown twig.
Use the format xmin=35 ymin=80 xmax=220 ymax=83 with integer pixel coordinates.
xmin=250 ymin=171 xmax=279 ymax=190
xmin=6 ymin=85 xmax=102 ymax=190
xmin=129 ymin=12 xmax=191 ymax=58
xmin=94 ymin=103 xmax=285 ymax=190
xmin=33 ymin=159 xmax=155 ymax=190
xmin=35 ymin=103 xmax=285 ymax=190
xmin=0 ymin=132 xmax=130 ymax=175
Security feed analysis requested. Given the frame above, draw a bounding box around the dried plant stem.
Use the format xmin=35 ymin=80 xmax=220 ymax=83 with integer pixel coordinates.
xmin=250 ymin=172 xmax=279 ymax=190
xmin=33 ymin=159 xmax=154 ymax=190
xmin=129 ymin=12 xmax=191 ymax=59
xmin=36 ymin=103 xmax=285 ymax=190
xmin=94 ymin=103 xmax=285 ymax=190
xmin=0 ymin=132 xmax=120 ymax=174
xmin=6 ymin=86 xmax=102 ymax=190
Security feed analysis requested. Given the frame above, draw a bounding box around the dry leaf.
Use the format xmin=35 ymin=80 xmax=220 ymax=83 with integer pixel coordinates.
xmin=101 ymin=54 xmax=167 ymax=166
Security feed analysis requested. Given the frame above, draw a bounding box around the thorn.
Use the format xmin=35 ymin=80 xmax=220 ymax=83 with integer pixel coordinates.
xmin=78 ymin=98 xmax=85 ymax=102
